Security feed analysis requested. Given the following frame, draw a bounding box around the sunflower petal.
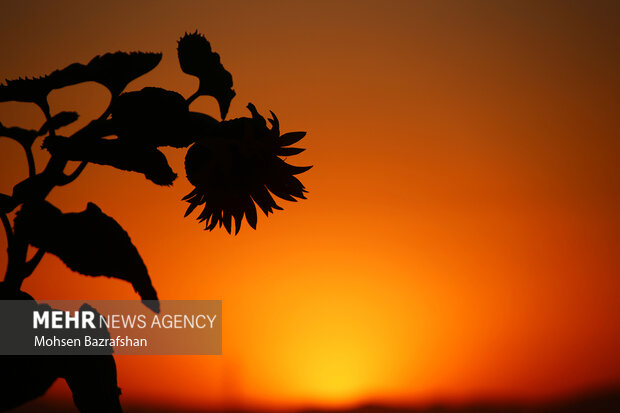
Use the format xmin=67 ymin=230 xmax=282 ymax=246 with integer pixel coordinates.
xmin=184 ymin=202 xmax=199 ymax=217
xmin=245 ymin=198 xmax=258 ymax=230
xmin=251 ymin=185 xmax=281 ymax=216
xmin=285 ymin=163 xmax=313 ymax=175
xmin=277 ymin=147 xmax=305 ymax=156
xmin=279 ymin=131 xmax=306 ymax=146
xmin=266 ymin=183 xmax=297 ymax=202
xmin=222 ymin=210 xmax=232 ymax=234
xmin=182 ymin=188 xmax=199 ymax=201
xmin=268 ymin=111 xmax=280 ymax=137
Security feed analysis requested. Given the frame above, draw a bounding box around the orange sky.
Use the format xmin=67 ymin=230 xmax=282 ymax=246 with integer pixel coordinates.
xmin=1 ymin=0 xmax=619 ymax=411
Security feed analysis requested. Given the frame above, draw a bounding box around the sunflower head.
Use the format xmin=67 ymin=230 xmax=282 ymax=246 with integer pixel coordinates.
xmin=183 ymin=103 xmax=311 ymax=234
xmin=177 ymin=31 xmax=235 ymax=119
xmin=177 ymin=31 xmax=213 ymax=77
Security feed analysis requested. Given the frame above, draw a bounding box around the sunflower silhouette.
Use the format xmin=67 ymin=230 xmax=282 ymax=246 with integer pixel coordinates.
xmin=183 ymin=103 xmax=311 ymax=234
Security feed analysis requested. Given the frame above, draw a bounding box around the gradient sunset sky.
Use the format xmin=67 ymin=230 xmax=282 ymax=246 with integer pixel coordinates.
xmin=1 ymin=0 xmax=619 ymax=411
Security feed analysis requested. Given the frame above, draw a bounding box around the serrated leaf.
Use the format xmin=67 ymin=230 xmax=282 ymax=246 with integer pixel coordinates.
xmin=14 ymin=201 xmax=160 ymax=312
xmin=44 ymin=136 xmax=177 ymax=186
xmin=0 ymin=77 xmax=52 ymax=108
xmin=86 ymin=51 xmax=162 ymax=95
xmin=45 ymin=62 xmax=90 ymax=90
xmin=0 ymin=52 xmax=162 ymax=108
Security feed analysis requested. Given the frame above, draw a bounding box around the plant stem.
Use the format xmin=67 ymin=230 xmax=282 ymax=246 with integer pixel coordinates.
xmin=58 ymin=161 xmax=88 ymax=186
xmin=1 ymin=213 xmax=13 ymax=243
xmin=187 ymin=91 xmax=200 ymax=104
xmin=3 ymin=95 xmax=115 ymax=287
xmin=23 ymin=248 xmax=45 ymax=279
xmin=1 ymin=212 xmax=27 ymax=290
xmin=22 ymin=144 xmax=36 ymax=177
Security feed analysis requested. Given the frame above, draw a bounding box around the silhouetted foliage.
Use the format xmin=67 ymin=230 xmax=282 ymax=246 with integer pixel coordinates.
xmin=0 ymin=52 xmax=161 ymax=113
xmin=0 ymin=76 xmax=54 ymax=111
xmin=0 ymin=285 xmax=122 ymax=412
xmin=39 ymin=111 xmax=79 ymax=135
xmin=177 ymin=31 xmax=236 ymax=119
xmin=77 ymin=52 xmax=162 ymax=96
xmin=0 ymin=31 xmax=310 ymax=412
xmin=14 ymin=201 xmax=159 ymax=312
xmin=0 ymin=121 xmax=38 ymax=147
xmin=44 ymin=135 xmax=178 ymax=186
xmin=0 ymin=353 xmax=122 ymax=413
xmin=111 ymin=87 xmax=195 ymax=148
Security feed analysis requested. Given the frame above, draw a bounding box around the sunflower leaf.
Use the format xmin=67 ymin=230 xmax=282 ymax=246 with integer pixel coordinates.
xmin=14 ymin=201 xmax=160 ymax=312
xmin=0 ymin=294 xmax=123 ymax=412
xmin=0 ymin=52 xmax=162 ymax=107
xmin=44 ymin=136 xmax=177 ymax=186
xmin=112 ymin=87 xmax=196 ymax=148
xmin=86 ymin=51 xmax=162 ymax=95
xmin=39 ymin=111 xmax=79 ymax=135
xmin=0 ymin=77 xmax=52 ymax=107
xmin=0 ymin=193 xmax=16 ymax=213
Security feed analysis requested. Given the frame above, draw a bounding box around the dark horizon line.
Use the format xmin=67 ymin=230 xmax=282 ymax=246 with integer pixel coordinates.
xmin=15 ymin=386 xmax=620 ymax=413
